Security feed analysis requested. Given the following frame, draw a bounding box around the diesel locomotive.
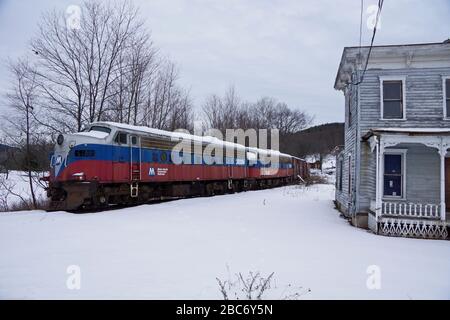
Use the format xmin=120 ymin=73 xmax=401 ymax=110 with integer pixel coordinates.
xmin=44 ymin=122 xmax=309 ymax=211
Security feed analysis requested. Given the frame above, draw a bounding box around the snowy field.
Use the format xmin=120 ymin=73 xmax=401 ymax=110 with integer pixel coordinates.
xmin=0 ymin=183 xmax=449 ymax=300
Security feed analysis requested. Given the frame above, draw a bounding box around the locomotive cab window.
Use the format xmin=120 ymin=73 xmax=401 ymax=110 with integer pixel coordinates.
xmin=89 ymin=126 xmax=111 ymax=134
xmin=131 ymin=136 xmax=138 ymax=145
xmin=115 ymin=132 xmax=128 ymax=144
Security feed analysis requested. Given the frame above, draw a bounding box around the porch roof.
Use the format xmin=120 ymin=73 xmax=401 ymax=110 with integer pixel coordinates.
xmin=362 ymin=128 xmax=450 ymax=140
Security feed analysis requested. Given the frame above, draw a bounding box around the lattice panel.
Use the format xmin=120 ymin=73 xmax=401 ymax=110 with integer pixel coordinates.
xmin=378 ymin=218 xmax=448 ymax=239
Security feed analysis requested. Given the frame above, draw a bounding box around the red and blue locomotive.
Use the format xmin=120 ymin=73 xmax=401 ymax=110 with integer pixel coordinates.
xmin=46 ymin=122 xmax=309 ymax=211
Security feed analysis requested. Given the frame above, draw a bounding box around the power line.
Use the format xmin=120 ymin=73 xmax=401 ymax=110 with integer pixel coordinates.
xmin=350 ymin=0 xmax=384 ymax=86
xmin=359 ymin=0 xmax=364 ymax=51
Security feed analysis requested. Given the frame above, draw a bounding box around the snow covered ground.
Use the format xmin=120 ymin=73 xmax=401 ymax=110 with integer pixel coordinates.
xmin=0 ymin=183 xmax=449 ymax=300
xmin=0 ymin=171 xmax=46 ymax=210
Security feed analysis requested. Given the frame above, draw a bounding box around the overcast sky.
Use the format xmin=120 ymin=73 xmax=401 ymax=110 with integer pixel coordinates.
xmin=0 ymin=0 xmax=449 ymax=125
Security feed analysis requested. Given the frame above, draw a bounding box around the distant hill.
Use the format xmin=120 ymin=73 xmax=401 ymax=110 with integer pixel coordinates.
xmin=0 ymin=144 xmax=14 ymax=153
xmin=280 ymin=122 xmax=344 ymax=158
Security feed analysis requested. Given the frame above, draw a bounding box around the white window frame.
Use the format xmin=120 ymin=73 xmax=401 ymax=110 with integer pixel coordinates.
xmin=380 ymin=76 xmax=407 ymax=121
xmin=443 ymin=76 xmax=450 ymax=120
xmin=382 ymin=149 xmax=407 ymax=200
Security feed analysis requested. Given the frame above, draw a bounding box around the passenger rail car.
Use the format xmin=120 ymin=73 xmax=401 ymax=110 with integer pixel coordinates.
xmin=45 ymin=122 xmax=309 ymax=211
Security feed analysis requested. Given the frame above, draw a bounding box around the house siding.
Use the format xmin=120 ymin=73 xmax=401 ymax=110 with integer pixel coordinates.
xmin=359 ymin=68 xmax=450 ymax=134
xmin=356 ymin=67 xmax=450 ymax=214
xmin=337 ymin=66 xmax=450 ymax=216
xmin=335 ymin=76 xmax=359 ymax=216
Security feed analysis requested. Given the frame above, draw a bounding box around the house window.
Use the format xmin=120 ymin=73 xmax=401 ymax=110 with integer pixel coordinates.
xmin=445 ymin=78 xmax=450 ymax=118
xmin=346 ymin=90 xmax=352 ymax=127
xmin=381 ymin=78 xmax=405 ymax=119
xmin=337 ymin=158 xmax=343 ymax=191
xmin=348 ymin=97 xmax=352 ymax=127
xmin=383 ymin=152 xmax=406 ymax=198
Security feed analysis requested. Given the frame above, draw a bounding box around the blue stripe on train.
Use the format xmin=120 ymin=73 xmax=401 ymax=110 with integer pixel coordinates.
xmin=58 ymin=143 xmax=292 ymax=176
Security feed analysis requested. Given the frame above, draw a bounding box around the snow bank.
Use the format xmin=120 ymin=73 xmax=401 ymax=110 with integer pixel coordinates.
xmin=0 ymin=184 xmax=449 ymax=299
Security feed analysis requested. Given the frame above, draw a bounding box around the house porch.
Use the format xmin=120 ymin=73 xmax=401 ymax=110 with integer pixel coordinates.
xmin=365 ymin=129 xmax=450 ymax=239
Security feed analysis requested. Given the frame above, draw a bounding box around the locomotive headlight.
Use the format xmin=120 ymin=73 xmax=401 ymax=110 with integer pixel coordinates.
xmin=57 ymin=134 xmax=64 ymax=145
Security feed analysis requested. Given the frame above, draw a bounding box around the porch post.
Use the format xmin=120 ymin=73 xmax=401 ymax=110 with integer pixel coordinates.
xmin=439 ymin=144 xmax=446 ymax=222
xmin=376 ymin=137 xmax=384 ymax=220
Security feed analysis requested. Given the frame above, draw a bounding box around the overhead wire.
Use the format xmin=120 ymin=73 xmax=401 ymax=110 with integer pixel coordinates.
xmin=349 ymin=0 xmax=384 ymax=86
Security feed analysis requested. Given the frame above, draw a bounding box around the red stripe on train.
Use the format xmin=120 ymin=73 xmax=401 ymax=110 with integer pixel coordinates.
xmin=56 ymin=160 xmax=293 ymax=183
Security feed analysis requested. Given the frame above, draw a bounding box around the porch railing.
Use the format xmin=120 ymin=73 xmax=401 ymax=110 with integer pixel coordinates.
xmin=381 ymin=201 xmax=441 ymax=219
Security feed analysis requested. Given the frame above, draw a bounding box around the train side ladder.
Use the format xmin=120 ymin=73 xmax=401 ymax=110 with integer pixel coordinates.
xmin=130 ymin=135 xmax=141 ymax=198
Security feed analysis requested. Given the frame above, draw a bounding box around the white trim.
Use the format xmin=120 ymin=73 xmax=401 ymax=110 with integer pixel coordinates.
xmin=443 ymin=76 xmax=450 ymax=120
xmin=439 ymin=147 xmax=446 ymax=221
xmin=382 ymin=148 xmax=407 ymax=201
xmin=379 ymin=76 xmax=407 ymax=121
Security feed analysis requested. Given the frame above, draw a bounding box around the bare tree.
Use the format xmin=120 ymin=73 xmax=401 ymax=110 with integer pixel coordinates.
xmin=140 ymin=60 xmax=193 ymax=130
xmin=273 ymin=102 xmax=312 ymax=135
xmin=203 ymin=94 xmax=224 ymax=131
xmin=202 ymin=87 xmax=311 ymax=136
xmin=104 ymin=22 xmax=158 ymax=125
xmin=4 ymin=59 xmax=40 ymax=208
xmin=203 ymin=86 xmax=242 ymax=134
xmin=31 ymin=1 xmax=156 ymax=132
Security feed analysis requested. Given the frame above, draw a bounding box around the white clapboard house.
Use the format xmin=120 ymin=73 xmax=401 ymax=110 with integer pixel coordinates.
xmin=334 ymin=41 xmax=450 ymax=239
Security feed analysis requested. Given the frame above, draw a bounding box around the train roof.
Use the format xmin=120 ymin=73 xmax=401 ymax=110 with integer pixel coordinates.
xmin=91 ymin=121 xmax=304 ymax=160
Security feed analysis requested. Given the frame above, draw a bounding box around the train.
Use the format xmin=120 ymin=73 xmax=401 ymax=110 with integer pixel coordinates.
xmin=43 ymin=122 xmax=310 ymax=211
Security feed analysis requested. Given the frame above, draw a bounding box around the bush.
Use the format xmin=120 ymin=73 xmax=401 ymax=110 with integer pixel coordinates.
xmin=216 ymin=268 xmax=311 ymax=300
xmin=5 ymin=198 xmax=49 ymax=212
xmin=304 ymin=174 xmax=328 ymax=186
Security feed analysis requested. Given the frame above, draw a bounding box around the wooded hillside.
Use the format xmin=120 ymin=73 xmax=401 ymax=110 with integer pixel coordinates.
xmin=280 ymin=122 xmax=344 ymax=158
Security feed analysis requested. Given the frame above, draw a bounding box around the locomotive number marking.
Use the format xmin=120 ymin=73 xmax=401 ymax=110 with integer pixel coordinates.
xmin=157 ymin=168 xmax=168 ymax=176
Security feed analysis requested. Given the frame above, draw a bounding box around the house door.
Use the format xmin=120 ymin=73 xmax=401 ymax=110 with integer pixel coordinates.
xmin=446 ymin=158 xmax=450 ymax=212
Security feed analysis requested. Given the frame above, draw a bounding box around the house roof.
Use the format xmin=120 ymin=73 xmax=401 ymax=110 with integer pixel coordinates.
xmin=334 ymin=41 xmax=450 ymax=91
xmin=362 ymin=128 xmax=450 ymax=140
